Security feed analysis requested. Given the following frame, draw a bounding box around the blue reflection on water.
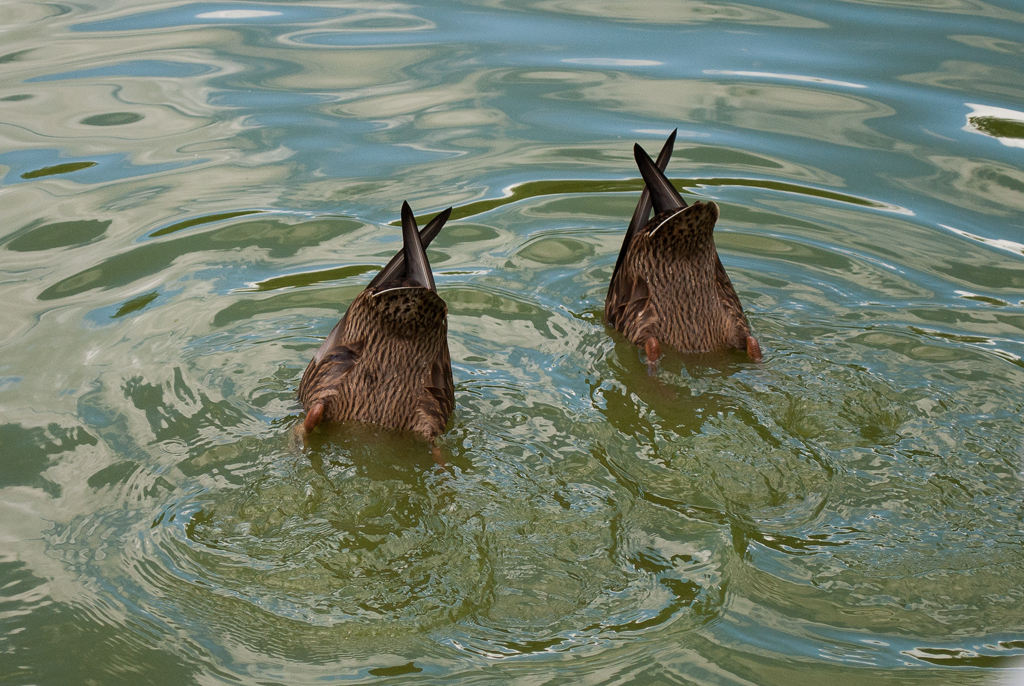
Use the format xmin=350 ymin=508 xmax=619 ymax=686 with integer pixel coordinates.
xmin=26 ymin=60 xmax=216 ymax=82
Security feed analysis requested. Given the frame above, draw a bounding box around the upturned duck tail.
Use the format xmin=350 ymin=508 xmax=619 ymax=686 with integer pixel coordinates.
xmin=633 ymin=143 xmax=686 ymax=214
xmin=401 ymin=201 xmax=436 ymax=291
xmin=368 ymin=206 xmax=452 ymax=288
xmin=613 ymin=130 xmax=679 ymax=282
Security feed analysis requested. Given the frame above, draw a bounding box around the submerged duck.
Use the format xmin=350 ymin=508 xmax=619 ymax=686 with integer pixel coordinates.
xmin=604 ymin=130 xmax=762 ymax=368
xmin=297 ymin=202 xmax=455 ymax=441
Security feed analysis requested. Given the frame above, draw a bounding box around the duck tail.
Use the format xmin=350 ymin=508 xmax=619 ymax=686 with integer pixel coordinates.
xmin=368 ymin=206 xmax=452 ymax=289
xmin=400 ymin=201 xmax=436 ymax=291
xmin=612 ymin=130 xmax=679 ymax=282
xmin=634 ymin=139 xmax=686 ymax=215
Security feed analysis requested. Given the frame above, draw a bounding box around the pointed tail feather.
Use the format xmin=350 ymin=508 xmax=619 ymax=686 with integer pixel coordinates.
xmin=634 ymin=142 xmax=686 ymax=214
xmin=612 ymin=130 xmax=678 ymax=282
xmin=399 ymin=201 xmax=436 ymax=291
xmin=627 ymin=129 xmax=679 ymax=236
xmin=368 ymin=206 xmax=451 ymax=289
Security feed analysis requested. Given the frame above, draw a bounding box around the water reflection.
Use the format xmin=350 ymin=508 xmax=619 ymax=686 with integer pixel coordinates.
xmin=3 ymin=0 xmax=1024 ymax=682
xmin=704 ymin=70 xmax=868 ymax=89
xmin=964 ymin=103 xmax=1024 ymax=148
xmin=593 ymin=337 xmax=754 ymax=440
xmin=4 ymin=218 xmax=110 ymax=251
xmin=506 ymin=0 xmax=828 ymax=28
xmin=39 ymin=215 xmax=362 ymax=300
xmin=559 ymin=74 xmax=897 ymax=149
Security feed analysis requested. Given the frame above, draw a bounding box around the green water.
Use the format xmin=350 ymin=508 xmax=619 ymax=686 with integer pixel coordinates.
xmin=2 ymin=1 xmax=1024 ymax=683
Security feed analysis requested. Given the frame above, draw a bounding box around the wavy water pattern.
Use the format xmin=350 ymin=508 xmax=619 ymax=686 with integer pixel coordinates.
xmin=1 ymin=0 xmax=1024 ymax=684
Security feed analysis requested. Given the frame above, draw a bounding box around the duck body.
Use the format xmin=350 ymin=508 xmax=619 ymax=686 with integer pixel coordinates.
xmin=297 ymin=203 xmax=454 ymax=440
xmin=606 ymin=201 xmax=754 ymax=355
xmin=605 ymin=131 xmax=761 ymax=364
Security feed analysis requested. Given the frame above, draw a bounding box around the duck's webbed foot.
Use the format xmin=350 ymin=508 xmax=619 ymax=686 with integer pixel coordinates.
xmin=292 ymin=402 xmax=324 ymax=451
xmin=431 ymin=442 xmax=447 ymax=468
xmin=746 ymin=335 xmax=763 ymax=362
xmin=304 ymin=402 xmax=325 ymax=433
xmin=645 ymin=337 xmax=661 ymax=375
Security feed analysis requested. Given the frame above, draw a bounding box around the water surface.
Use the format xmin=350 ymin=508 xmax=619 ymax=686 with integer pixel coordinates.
xmin=2 ymin=0 xmax=1024 ymax=684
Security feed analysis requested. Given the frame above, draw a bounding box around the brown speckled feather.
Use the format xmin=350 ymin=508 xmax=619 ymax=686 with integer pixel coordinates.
xmin=605 ymin=135 xmax=758 ymax=359
xmin=607 ymin=267 xmax=660 ymax=346
xmin=297 ymin=204 xmax=455 ymax=440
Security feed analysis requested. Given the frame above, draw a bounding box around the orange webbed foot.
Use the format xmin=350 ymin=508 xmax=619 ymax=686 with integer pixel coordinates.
xmin=431 ymin=443 xmax=447 ymax=468
xmin=645 ymin=337 xmax=661 ymax=375
xmin=303 ymin=402 xmax=324 ymax=433
xmin=746 ymin=335 xmax=763 ymax=362
xmin=292 ymin=402 xmax=325 ymax=451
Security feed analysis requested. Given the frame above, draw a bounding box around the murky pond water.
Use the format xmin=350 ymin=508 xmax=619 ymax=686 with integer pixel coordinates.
xmin=2 ymin=0 xmax=1024 ymax=683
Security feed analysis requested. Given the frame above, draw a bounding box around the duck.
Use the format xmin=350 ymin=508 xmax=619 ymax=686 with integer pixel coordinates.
xmin=604 ymin=130 xmax=762 ymax=369
xmin=297 ymin=202 xmax=455 ymax=441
